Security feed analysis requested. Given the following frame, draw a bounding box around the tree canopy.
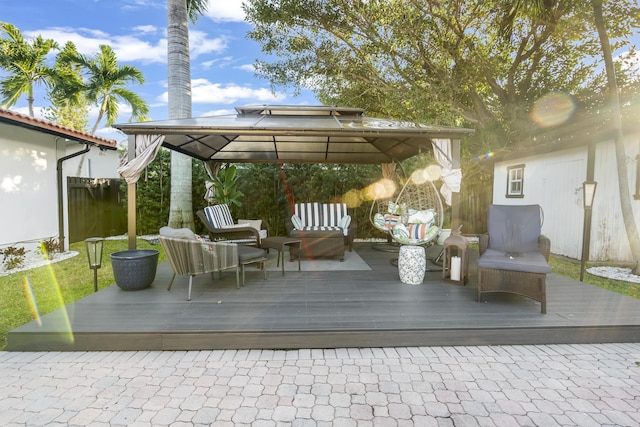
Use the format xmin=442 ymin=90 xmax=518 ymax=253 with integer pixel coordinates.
xmin=245 ymin=0 xmax=639 ymax=159
xmin=0 ymin=22 xmax=58 ymax=116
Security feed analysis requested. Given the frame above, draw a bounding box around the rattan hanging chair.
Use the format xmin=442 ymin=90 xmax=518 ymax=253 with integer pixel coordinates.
xmin=389 ymin=177 xmax=444 ymax=247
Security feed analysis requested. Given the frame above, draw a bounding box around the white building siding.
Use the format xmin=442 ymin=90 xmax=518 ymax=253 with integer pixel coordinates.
xmin=494 ymin=147 xmax=587 ymax=259
xmin=492 ymin=135 xmax=640 ymax=263
xmin=591 ymin=138 xmax=639 ymax=263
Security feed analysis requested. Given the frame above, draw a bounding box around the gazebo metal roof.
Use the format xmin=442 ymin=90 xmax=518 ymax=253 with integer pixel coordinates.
xmin=113 ymin=105 xmax=473 ymax=164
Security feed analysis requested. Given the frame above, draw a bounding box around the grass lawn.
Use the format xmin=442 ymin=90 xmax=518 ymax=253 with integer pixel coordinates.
xmin=0 ymin=242 xmax=637 ymax=351
xmin=0 ymin=238 xmax=165 ymax=351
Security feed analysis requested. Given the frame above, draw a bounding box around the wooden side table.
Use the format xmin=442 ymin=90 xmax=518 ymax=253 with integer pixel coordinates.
xmin=261 ymin=237 xmax=302 ymax=275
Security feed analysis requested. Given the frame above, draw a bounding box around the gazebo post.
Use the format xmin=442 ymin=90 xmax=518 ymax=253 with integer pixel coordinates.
xmin=450 ymin=138 xmax=462 ymax=230
xmin=127 ymin=134 xmax=137 ymax=250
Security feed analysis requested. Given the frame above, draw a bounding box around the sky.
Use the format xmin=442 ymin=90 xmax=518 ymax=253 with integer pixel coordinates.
xmin=0 ymin=0 xmax=319 ymax=141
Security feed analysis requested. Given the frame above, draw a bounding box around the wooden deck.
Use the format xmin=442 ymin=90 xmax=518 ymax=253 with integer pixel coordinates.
xmin=8 ymin=243 xmax=640 ymax=351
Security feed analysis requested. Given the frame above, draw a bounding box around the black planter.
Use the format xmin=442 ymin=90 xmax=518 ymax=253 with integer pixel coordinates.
xmin=110 ymin=249 xmax=159 ymax=290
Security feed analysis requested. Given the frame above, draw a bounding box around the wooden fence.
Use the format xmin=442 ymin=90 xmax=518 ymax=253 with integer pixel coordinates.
xmin=67 ymin=177 xmax=127 ymax=243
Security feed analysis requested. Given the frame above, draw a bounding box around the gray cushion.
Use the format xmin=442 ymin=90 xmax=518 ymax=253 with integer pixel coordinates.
xmin=237 ymin=246 xmax=266 ymax=263
xmin=487 ymin=205 xmax=541 ymax=253
xmin=478 ymin=248 xmax=551 ymax=274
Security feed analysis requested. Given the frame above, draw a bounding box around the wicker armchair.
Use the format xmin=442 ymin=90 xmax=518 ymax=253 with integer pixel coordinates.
xmin=196 ymin=204 xmax=268 ymax=246
xmin=477 ymin=205 xmax=552 ymax=313
xmin=159 ymin=235 xmax=239 ymax=300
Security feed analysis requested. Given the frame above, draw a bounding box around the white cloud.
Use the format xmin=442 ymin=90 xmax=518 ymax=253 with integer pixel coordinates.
xmin=238 ymin=64 xmax=255 ymax=72
xmin=133 ymin=25 xmax=158 ymax=34
xmin=199 ymin=56 xmax=241 ymax=70
xmin=204 ymin=0 xmax=247 ymax=22
xmin=24 ymin=26 xmax=226 ymax=65
xmin=157 ymin=78 xmax=286 ymax=104
xmin=190 ymin=30 xmax=228 ymax=58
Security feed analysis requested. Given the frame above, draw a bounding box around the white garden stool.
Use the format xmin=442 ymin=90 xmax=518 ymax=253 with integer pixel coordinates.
xmin=398 ymin=245 xmax=426 ymax=285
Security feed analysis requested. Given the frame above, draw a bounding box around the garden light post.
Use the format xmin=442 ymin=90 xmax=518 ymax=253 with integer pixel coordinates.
xmin=85 ymin=237 xmax=104 ymax=292
xmin=580 ymin=181 xmax=597 ymax=282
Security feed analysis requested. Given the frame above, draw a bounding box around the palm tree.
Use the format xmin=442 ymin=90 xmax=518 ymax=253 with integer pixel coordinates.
xmin=166 ymin=0 xmax=209 ymax=229
xmin=64 ymin=44 xmax=149 ymax=134
xmin=499 ymin=0 xmax=640 ymax=274
xmin=0 ymin=22 xmax=58 ymax=117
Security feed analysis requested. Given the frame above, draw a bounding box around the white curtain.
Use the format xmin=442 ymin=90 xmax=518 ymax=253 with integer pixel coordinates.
xmin=431 ymin=138 xmax=461 ymax=206
xmin=117 ymin=134 xmax=165 ymax=184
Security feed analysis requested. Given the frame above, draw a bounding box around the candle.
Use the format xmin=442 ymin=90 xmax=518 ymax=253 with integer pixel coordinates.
xmin=451 ymin=256 xmax=461 ymax=281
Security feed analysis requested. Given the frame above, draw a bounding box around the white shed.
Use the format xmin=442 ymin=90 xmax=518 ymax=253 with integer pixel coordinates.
xmin=491 ymin=120 xmax=640 ymax=264
xmin=0 ymin=109 xmax=118 ymax=253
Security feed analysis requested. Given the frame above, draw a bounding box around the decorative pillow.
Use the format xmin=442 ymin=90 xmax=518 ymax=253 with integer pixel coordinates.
xmin=408 ymin=223 xmax=428 ymax=239
xmin=408 ymin=223 xmax=440 ymax=240
xmin=408 ymin=209 xmax=435 ymax=225
xmin=373 ymin=213 xmax=387 ymax=231
xmin=387 ymin=201 xmax=400 ymax=215
xmin=291 ymin=214 xmax=303 ymax=230
xmin=339 ymin=215 xmax=352 ymax=230
xmin=159 ymin=226 xmax=198 ymax=241
xmin=392 ymin=223 xmax=410 ymax=240
xmin=392 ymin=223 xmax=439 ymax=244
xmin=383 ymin=214 xmax=401 ymax=229
xmin=238 ymin=219 xmax=262 ymax=231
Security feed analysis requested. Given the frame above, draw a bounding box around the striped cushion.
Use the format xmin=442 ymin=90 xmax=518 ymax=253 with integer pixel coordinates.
xmin=293 ymin=202 xmax=351 ymax=235
xmin=295 ymin=202 xmax=322 ymax=227
xmin=204 ymin=204 xmax=234 ymax=228
xmin=300 ymin=226 xmax=343 ymax=232
xmin=322 ymin=203 xmax=348 ymax=227
xmin=408 ymin=223 xmax=430 ymax=239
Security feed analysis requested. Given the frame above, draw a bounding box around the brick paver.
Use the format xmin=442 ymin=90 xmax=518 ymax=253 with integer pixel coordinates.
xmin=1 ymin=343 xmax=640 ymax=426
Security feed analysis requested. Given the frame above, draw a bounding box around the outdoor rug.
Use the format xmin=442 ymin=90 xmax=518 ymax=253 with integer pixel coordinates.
xmin=262 ymin=249 xmax=372 ymax=272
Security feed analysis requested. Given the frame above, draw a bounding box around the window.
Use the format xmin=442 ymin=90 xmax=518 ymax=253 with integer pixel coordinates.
xmin=506 ymin=164 xmax=525 ymax=198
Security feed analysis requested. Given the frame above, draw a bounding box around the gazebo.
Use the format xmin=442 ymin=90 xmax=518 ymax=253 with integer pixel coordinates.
xmin=113 ymin=105 xmax=474 ymax=247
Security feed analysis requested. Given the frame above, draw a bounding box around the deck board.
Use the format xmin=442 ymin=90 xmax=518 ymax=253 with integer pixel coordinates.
xmin=7 ymin=243 xmax=640 ymax=351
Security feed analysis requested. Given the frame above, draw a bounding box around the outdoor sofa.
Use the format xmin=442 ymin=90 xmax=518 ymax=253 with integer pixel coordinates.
xmin=285 ymin=202 xmax=357 ymax=261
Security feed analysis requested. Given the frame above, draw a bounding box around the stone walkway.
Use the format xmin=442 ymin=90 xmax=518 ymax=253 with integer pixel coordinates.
xmin=1 ymin=343 xmax=639 ymax=426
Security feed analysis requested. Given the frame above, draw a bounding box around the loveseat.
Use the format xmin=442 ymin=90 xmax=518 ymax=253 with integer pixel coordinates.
xmin=285 ymin=202 xmax=357 ymax=261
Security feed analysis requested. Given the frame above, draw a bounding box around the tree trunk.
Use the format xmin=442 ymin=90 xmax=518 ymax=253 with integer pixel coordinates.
xmin=592 ymin=0 xmax=640 ymax=274
xmin=167 ymin=0 xmax=194 ymax=230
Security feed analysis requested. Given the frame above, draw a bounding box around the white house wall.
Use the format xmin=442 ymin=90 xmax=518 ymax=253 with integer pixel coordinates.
xmin=1 ymin=123 xmax=121 ymax=254
xmin=0 ymin=123 xmax=64 ymax=251
xmin=63 ymin=144 xmax=122 ymax=179
xmin=493 ymin=135 xmax=640 ymax=263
